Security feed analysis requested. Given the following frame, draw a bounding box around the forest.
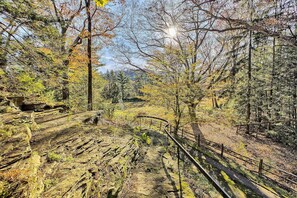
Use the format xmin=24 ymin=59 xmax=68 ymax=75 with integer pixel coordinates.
xmin=0 ymin=0 xmax=297 ymax=197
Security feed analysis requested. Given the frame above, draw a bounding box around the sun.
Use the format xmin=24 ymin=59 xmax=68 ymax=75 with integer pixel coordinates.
xmin=167 ymin=26 xmax=177 ymax=38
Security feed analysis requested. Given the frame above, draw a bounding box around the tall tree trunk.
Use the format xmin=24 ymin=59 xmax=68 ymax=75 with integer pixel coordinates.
xmin=174 ymin=84 xmax=182 ymax=134
xmin=121 ymin=84 xmax=125 ymax=100
xmin=188 ymin=103 xmax=204 ymax=142
xmin=0 ymin=34 xmax=8 ymax=69
xmin=292 ymin=71 xmax=297 ymax=132
xmin=61 ymin=34 xmax=83 ymax=102
xmin=294 ymin=24 xmax=297 ymax=130
xmin=86 ymin=0 xmax=93 ymax=111
xmin=269 ymin=0 xmax=277 ymax=129
xmin=246 ymin=29 xmax=252 ymax=134
xmin=271 ymin=37 xmax=276 ymax=102
xmin=267 ymin=37 xmax=276 ymax=130
xmin=61 ymin=66 xmax=69 ymax=101
xmin=246 ymin=0 xmax=253 ymax=134
xmin=61 ymin=29 xmax=70 ymax=102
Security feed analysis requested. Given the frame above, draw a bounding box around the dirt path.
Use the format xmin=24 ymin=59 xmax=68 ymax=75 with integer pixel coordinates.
xmin=119 ymin=130 xmax=195 ymax=198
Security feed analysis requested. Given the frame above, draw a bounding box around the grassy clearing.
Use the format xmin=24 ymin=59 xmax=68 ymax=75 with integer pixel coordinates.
xmin=113 ymin=102 xmax=175 ymax=123
xmin=111 ymin=99 xmax=239 ymax=128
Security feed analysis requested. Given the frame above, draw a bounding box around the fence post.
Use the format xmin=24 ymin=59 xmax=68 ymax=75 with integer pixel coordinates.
xmin=258 ymin=159 xmax=263 ymax=175
xmin=198 ymin=134 xmax=201 ymax=147
xmin=150 ymin=119 xmax=153 ymax=129
xmin=221 ymin=144 xmax=224 ymax=158
xmin=160 ymin=121 xmax=162 ymax=130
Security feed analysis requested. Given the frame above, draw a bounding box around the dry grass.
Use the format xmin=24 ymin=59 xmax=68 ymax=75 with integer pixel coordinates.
xmin=114 ymin=103 xmax=175 ymax=123
xmin=0 ymin=169 xmax=30 ymax=182
xmin=199 ymin=123 xmax=297 ymax=173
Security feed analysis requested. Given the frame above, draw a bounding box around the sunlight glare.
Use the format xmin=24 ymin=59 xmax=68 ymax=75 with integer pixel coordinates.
xmin=167 ymin=26 xmax=177 ymax=38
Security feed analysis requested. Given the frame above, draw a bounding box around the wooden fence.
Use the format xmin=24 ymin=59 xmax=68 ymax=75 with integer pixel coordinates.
xmin=135 ymin=115 xmax=231 ymax=198
xmin=133 ymin=115 xmax=297 ymax=192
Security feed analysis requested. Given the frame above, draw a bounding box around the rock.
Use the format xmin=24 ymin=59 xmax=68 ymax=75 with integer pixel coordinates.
xmin=83 ymin=111 xmax=104 ymax=125
xmin=0 ymin=128 xmax=32 ymax=169
xmin=21 ymin=102 xmax=47 ymax=112
xmin=0 ymin=96 xmax=20 ymax=113
xmin=0 ymin=110 xmax=193 ymax=198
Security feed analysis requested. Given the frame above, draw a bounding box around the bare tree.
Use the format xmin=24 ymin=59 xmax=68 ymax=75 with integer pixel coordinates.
xmin=190 ymin=0 xmax=297 ymax=47
xmin=120 ymin=0 xmax=231 ymax=139
xmin=50 ymin=0 xmax=123 ymax=104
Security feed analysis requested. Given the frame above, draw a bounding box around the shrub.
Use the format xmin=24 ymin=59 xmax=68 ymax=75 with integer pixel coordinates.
xmin=133 ymin=126 xmax=141 ymax=133
xmin=141 ymin=132 xmax=151 ymax=145
xmin=44 ymin=179 xmax=57 ymax=190
xmin=47 ymin=152 xmax=62 ymax=162
xmin=17 ymin=72 xmax=45 ymax=95
xmin=267 ymin=125 xmax=297 ymax=148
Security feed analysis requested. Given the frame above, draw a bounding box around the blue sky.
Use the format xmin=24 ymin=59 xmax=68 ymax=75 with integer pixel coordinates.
xmin=98 ymin=0 xmax=148 ymax=73
xmin=98 ymin=48 xmax=122 ymax=73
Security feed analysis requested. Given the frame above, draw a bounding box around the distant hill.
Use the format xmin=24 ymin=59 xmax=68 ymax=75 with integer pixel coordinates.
xmin=104 ymin=69 xmax=147 ymax=81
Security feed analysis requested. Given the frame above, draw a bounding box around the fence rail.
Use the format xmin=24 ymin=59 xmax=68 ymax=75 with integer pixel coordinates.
xmin=136 ymin=115 xmax=231 ymax=198
xmin=134 ymin=115 xmax=297 ymax=193
xmin=175 ymin=126 xmax=297 ymax=189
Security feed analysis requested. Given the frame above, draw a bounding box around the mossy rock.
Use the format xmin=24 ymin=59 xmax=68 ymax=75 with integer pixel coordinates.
xmin=0 ymin=181 xmax=10 ymax=198
xmin=47 ymin=152 xmax=63 ymax=162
